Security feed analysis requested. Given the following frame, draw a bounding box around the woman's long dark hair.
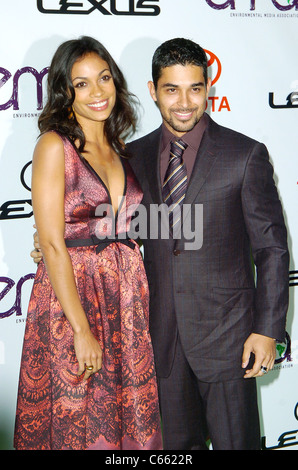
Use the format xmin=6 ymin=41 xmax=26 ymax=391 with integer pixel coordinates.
xmin=38 ymin=36 xmax=139 ymax=155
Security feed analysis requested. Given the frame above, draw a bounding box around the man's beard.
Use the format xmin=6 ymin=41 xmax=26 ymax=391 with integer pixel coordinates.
xmin=161 ymin=107 xmax=201 ymax=134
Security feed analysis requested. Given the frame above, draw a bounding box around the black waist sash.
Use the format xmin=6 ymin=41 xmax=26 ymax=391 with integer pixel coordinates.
xmin=65 ymin=233 xmax=135 ymax=254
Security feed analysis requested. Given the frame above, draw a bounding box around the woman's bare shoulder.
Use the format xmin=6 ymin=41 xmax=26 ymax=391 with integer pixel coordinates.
xmin=33 ymin=131 xmax=65 ymax=162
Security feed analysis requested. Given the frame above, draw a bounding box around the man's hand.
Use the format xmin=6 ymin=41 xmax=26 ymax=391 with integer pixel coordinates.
xmin=30 ymin=225 xmax=43 ymax=264
xmin=242 ymin=333 xmax=276 ymax=378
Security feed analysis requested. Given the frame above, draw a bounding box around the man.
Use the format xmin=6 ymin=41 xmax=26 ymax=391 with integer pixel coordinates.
xmin=126 ymin=38 xmax=289 ymax=450
xmin=32 ymin=38 xmax=289 ymax=450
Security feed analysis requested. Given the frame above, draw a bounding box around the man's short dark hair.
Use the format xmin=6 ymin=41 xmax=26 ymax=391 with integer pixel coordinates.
xmin=152 ymin=38 xmax=208 ymax=88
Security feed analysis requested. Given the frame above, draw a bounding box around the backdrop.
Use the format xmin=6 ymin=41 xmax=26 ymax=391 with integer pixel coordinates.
xmin=0 ymin=0 xmax=297 ymax=451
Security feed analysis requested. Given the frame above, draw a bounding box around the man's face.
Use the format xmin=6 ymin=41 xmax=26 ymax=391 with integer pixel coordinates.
xmin=148 ymin=64 xmax=211 ymax=137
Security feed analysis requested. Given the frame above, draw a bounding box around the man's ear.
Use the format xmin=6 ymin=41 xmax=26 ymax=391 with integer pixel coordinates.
xmin=206 ymin=77 xmax=212 ymax=96
xmin=147 ymin=81 xmax=157 ymax=102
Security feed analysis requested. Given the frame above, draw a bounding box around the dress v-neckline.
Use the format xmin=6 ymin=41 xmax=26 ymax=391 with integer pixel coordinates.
xmin=70 ymin=138 xmax=127 ymax=221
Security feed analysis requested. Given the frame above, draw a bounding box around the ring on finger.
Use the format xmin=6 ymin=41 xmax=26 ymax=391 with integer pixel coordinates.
xmin=85 ymin=365 xmax=94 ymax=371
xmin=260 ymin=365 xmax=268 ymax=374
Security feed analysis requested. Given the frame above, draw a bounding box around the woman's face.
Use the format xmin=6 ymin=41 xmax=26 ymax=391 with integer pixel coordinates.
xmin=71 ymin=52 xmax=116 ymax=127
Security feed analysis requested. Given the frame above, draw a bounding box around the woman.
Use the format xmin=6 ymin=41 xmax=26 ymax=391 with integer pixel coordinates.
xmin=14 ymin=36 xmax=162 ymax=450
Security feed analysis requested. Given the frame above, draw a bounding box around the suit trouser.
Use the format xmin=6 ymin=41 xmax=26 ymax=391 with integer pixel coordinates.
xmin=157 ymin=335 xmax=261 ymax=450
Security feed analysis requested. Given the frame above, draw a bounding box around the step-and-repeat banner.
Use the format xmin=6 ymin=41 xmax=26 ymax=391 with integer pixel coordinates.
xmin=0 ymin=0 xmax=297 ymax=450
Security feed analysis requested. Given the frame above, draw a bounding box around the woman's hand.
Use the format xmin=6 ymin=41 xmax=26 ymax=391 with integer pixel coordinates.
xmin=30 ymin=225 xmax=43 ymax=264
xmin=74 ymin=329 xmax=103 ymax=381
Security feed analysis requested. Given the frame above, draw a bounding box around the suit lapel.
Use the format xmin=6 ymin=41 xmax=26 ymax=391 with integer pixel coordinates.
xmin=184 ymin=128 xmax=218 ymax=206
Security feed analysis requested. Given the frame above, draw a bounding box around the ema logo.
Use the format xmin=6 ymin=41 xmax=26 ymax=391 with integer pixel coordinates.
xmin=0 ymin=66 xmax=48 ymax=111
xmin=37 ymin=0 xmax=161 ymax=15
xmin=205 ymin=0 xmax=298 ymax=10
xmin=0 ymin=274 xmax=35 ymax=320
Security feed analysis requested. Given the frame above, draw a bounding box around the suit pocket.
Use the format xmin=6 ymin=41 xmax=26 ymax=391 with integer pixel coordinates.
xmin=198 ymin=183 xmax=233 ymax=202
xmin=213 ymin=286 xmax=255 ymax=307
xmin=201 ymin=289 xmax=254 ymax=346
xmin=210 ymin=287 xmax=255 ymax=328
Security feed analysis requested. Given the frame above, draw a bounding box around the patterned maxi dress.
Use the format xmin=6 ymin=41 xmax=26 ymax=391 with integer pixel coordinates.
xmin=14 ymin=133 xmax=162 ymax=450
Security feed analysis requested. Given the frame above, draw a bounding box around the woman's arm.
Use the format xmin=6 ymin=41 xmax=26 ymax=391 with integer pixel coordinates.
xmin=32 ymin=132 xmax=102 ymax=380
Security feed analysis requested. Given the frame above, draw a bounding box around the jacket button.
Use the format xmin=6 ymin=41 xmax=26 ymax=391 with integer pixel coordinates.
xmin=173 ymin=249 xmax=181 ymax=256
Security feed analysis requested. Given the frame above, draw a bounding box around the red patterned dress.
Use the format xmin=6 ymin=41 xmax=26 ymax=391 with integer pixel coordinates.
xmin=14 ymin=134 xmax=162 ymax=450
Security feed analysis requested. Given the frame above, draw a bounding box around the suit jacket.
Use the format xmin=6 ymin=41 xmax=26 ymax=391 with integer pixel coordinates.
xmin=127 ymin=114 xmax=289 ymax=382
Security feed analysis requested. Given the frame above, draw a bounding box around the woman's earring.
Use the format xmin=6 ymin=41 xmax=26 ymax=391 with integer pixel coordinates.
xmin=68 ymin=106 xmax=74 ymax=119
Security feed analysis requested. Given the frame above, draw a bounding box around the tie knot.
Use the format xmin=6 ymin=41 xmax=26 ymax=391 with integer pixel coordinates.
xmin=170 ymin=140 xmax=188 ymax=159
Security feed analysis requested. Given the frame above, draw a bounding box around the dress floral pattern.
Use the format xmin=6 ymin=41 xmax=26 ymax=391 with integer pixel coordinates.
xmin=14 ymin=134 xmax=162 ymax=450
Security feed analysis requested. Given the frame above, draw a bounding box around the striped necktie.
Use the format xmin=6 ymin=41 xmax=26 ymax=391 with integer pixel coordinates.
xmin=162 ymin=139 xmax=188 ymax=231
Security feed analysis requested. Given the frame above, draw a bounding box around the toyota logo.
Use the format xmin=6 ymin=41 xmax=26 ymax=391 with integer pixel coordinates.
xmin=205 ymin=49 xmax=222 ymax=86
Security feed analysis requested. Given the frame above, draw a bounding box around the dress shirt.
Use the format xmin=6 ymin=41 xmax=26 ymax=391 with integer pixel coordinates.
xmin=160 ymin=112 xmax=208 ymax=184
